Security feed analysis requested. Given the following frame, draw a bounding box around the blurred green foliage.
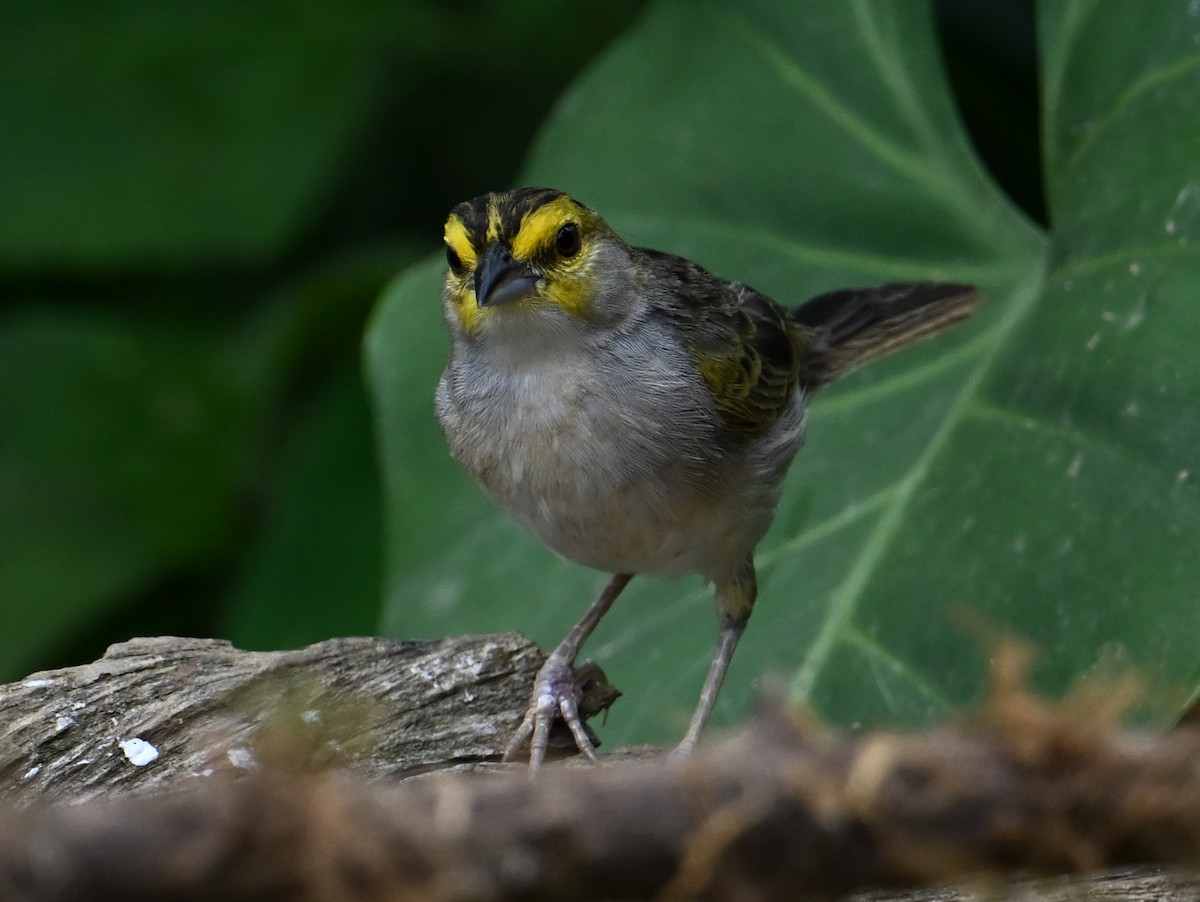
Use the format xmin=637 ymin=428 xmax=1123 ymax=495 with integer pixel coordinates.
xmin=0 ymin=0 xmax=641 ymax=678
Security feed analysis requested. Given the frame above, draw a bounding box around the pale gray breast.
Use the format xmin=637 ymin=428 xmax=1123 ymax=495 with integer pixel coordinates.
xmin=436 ymin=320 xmax=807 ymax=579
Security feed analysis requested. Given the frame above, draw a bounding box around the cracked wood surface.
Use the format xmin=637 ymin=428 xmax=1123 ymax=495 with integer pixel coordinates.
xmin=0 ymin=634 xmax=545 ymax=804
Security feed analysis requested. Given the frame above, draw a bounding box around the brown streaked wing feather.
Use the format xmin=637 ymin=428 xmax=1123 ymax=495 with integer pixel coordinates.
xmin=639 ymin=248 xmax=804 ymax=437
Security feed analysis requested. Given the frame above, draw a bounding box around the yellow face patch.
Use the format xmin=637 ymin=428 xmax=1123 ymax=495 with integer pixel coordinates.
xmin=445 ymin=279 xmax=483 ymax=335
xmin=443 ymin=214 xmax=477 ymax=272
xmin=508 ymin=196 xmax=602 ymax=321
xmin=443 ymin=214 xmax=482 ymax=334
xmin=441 ymin=190 xmax=606 ymax=335
xmin=510 ymin=195 xmax=593 ymax=262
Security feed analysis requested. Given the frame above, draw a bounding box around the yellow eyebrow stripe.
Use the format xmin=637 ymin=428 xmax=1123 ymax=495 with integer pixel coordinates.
xmin=511 ymin=196 xmax=581 ymax=261
xmin=443 ymin=215 xmax=477 ymax=268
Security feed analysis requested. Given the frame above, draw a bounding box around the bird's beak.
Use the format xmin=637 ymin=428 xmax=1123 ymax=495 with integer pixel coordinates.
xmin=474 ymin=242 xmax=539 ymax=308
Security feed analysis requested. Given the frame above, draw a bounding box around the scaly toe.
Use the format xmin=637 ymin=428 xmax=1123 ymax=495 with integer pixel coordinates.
xmin=505 ymin=656 xmax=600 ymax=769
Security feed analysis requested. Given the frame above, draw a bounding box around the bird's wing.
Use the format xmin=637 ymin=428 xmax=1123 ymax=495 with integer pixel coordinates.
xmin=639 ymin=248 xmax=803 ymax=438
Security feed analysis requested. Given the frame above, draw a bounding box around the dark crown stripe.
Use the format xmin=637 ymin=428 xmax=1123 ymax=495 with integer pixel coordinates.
xmin=451 ymin=194 xmax=492 ymax=249
xmin=497 ymin=187 xmax=564 ymax=243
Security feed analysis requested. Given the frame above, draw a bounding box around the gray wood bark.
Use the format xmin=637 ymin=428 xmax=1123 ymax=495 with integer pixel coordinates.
xmin=0 ymin=634 xmax=547 ymax=805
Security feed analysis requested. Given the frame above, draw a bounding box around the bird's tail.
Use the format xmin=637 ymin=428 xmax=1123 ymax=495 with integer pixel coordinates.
xmin=790 ymin=282 xmax=980 ymax=390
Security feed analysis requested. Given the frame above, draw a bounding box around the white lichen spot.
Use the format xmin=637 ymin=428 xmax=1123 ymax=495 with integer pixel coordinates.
xmin=1125 ymin=297 xmax=1146 ymax=330
xmin=1166 ymin=184 xmax=1200 ymax=237
xmin=301 ymin=709 xmax=322 ymax=724
xmin=1066 ymin=454 xmax=1083 ymax=478
xmin=1178 ymin=469 xmax=1190 ymax=482
xmin=55 ymin=715 xmax=76 ymax=732
xmin=72 ymin=700 xmax=87 ymax=710
xmin=407 ymin=662 xmax=437 ymax=683
xmin=1059 ymin=536 xmax=1074 ymax=554
xmin=23 ymin=678 xmax=55 ymax=689
xmin=227 ymin=747 xmax=259 ymax=770
xmin=1013 ymin=534 xmax=1027 ymax=554
xmin=22 ymin=765 xmax=42 ymax=781
xmin=119 ymin=738 xmax=160 ymax=767
xmin=1129 ymin=261 xmax=1142 ymax=276
xmin=1122 ymin=400 xmax=1140 ymax=418
xmin=1085 ymin=332 xmax=1101 ymax=351
xmin=1100 ymin=310 xmax=1117 ymax=323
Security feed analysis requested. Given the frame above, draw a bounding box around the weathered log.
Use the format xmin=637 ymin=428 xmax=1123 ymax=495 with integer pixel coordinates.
xmin=0 ymin=634 xmax=560 ymax=804
xmin=2 ymin=636 xmax=1199 ymax=900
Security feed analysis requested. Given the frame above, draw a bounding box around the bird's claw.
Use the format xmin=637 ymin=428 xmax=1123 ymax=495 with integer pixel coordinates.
xmin=503 ymin=655 xmax=602 ymax=769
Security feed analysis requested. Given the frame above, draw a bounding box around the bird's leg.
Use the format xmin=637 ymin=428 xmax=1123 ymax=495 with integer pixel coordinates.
xmin=504 ymin=572 xmax=633 ymax=769
xmin=674 ymin=555 xmax=756 ymax=757
xmin=674 ymin=615 xmax=747 ymax=756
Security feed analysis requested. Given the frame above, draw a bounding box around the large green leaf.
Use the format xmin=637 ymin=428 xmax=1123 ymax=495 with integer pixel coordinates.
xmin=367 ymin=0 xmax=1199 ymax=745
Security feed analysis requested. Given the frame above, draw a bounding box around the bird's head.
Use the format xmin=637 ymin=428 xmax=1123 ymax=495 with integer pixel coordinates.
xmin=441 ymin=188 xmax=633 ymax=341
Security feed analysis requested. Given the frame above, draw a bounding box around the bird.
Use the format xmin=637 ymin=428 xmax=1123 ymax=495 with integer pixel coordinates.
xmin=434 ymin=186 xmax=979 ymax=768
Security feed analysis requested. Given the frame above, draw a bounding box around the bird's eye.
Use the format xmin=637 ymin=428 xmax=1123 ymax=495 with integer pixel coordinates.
xmin=555 ymin=222 xmax=581 ymax=259
xmin=446 ymin=245 xmax=465 ymax=276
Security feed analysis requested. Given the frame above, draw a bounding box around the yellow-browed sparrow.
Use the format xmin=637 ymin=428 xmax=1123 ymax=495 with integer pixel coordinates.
xmin=437 ymin=187 xmax=978 ymax=768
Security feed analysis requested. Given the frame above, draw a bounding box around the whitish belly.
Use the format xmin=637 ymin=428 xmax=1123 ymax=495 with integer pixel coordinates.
xmin=439 ymin=366 xmax=799 ymax=582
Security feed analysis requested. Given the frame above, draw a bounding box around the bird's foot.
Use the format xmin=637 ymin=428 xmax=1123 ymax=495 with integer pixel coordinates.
xmin=503 ymin=656 xmax=618 ymax=770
